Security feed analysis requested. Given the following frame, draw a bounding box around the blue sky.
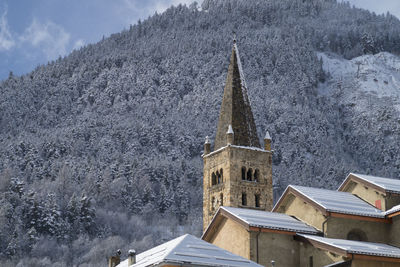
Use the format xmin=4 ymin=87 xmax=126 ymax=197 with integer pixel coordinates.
xmin=0 ymin=0 xmax=399 ymax=81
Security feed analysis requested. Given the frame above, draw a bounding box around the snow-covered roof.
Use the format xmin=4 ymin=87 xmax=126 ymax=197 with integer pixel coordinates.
xmin=341 ymin=173 xmax=400 ymax=194
xmin=116 ymin=234 xmax=263 ymax=267
xmin=275 ymin=185 xmax=384 ymax=218
xmin=385 ymin=204 xmax=400 ymax=217
xmin=220 ymin=206 xmax=319 ymax=234
xmin=299 ymin=234 xmax=400 ymax=259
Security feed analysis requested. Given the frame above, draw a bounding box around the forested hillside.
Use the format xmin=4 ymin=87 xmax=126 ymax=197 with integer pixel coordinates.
xmin=1 ymin=0 xmax=400 ymax=265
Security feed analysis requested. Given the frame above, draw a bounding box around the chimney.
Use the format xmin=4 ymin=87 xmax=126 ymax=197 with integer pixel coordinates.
xmin=226 ymin=125 xmax=234 ymax=145
xmin=128 ymin=249 xmax=136 ymax=266
xmin=108 ymin=250 xmax=121 ymax=267
xmin=264 ymin=131 xmax=271 ymax=151
xmin=204 ymin=136 xmax=211 ymax=155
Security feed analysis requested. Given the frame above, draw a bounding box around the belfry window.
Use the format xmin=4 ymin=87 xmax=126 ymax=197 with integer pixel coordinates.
xmin=220 ymin=169 xmax=223 ymax=183
xmin=254 ymin=169 xmax=260 ymax=182
xmin=212 ymin=173 xmax=217 ymax=186
xmin=255 ymin=194 xmax=260 ymax=208
xmin=241 ymin=167 xmax=246 ymax=180
xmin=242 ymin=193 xmax=247 ymax=206
xmin=247 ymin=168 xmax=253 ymax=181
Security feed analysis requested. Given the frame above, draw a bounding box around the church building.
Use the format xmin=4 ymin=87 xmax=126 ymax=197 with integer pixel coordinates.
xmin=113 ymin=40 xmax=400 ymax=267
xmin=201 ymin=40 xmax=400 ymax=267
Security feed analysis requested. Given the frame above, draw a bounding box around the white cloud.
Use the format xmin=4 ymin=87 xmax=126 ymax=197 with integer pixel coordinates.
xmin=0 ymin=8 xmax=15 ymax=51
xmin=20 ymin=19 xmax=70 ymax=60
xmin=154 ymin=0 xmax=196 ymax=14
xmin=73 ymin=39 xmax=85 ymax=50
xmin=120 ymin=0 xmax=196 ymax=25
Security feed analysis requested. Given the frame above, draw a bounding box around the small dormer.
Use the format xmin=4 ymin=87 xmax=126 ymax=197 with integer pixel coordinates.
xmin=338 ymin=173 xmax=400 ymax=211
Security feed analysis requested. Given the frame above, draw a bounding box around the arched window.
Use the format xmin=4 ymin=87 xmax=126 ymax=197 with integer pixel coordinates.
xmin=220 ymin=193 xmax=223 ymax=206
xmin=347 ymin=229 xmax=367 ymax=242
xmin=242 ymin=193 xmax=247 ymax=206
xmin=216 ymin=170 xmax=221 ymax=184
xmin=254 ymin=169 xmax=260 ymax=182
xmin=255 ymin=194 xmax=260 ymax=208
xmin=211 ymin=197 xmax=215 ymax=211
xmin=247 ymin=168 xmax=253 ymax=181
xmin=212 ymin=173 xmax=217 ymax=186
xmin=220 ymin=169 xmax=223 ymax=183
xmin=241 ymin=167 xmax=246 ymax=180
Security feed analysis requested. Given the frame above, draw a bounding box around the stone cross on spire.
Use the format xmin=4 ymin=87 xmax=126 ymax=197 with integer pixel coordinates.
xmin=213 ymin=40 xmax=260 ymax=150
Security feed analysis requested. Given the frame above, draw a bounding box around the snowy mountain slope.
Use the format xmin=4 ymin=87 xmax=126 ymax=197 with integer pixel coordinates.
xmin=317 ymin=51 xmax=400 ymax=175
xmin=319 ymin=52 xmax=400 ymax=102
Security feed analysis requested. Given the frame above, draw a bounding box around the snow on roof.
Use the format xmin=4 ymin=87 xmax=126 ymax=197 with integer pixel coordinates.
xmin=299 ymin=234 xmax=400 ymax=259
xmin=227 ymin=124 xmax=234 ymax=134
xmin=289 ymin=185 xmax=384 ymax=218
xmin=264 ymin=131 xmax=271 ymax=140
xmin=348 ymin=173 xmax=400 ymax=194
xmin=230 ymin=145 xmax=267 ymax=152
xmin=203 ymin=144 xmax=268 ymax=158
xmin=233 ymin=43 xmax=247 ymax=90
xmin=116 ymin=234 xmax=263 ymax=267
xmin=385 ymin=204 xmax=400 ymax=216
xmin=221 ymin=206 xmax=319 ymax=234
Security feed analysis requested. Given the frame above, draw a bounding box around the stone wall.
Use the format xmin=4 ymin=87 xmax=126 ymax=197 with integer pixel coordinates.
xmin=326 ymin=217 xmax=390 ymax=242
xmin=250 ymin=232 xmax=299 ymax=266
xmin=203 ymin=145 xmax=272 ymax=231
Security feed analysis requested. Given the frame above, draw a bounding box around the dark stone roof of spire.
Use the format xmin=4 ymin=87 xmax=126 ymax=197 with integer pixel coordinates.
xmin=213 ymin=43 xmax=260 ymax=150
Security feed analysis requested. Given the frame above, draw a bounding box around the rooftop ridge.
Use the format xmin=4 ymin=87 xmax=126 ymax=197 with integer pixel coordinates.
xmin=275 ymin=184 xmax=385 ymax=218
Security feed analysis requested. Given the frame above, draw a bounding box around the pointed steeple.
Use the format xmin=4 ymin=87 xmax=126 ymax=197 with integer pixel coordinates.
xmin=214 ymin=40 xmax=260 ymax=150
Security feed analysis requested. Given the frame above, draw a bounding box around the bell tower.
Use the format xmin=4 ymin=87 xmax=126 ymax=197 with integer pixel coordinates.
xmin=202 ymin=39 xmax=273 ymax=231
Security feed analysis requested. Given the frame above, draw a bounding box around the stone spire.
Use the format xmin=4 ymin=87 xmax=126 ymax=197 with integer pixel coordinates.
xmin=214 ymin=40 xmax=260 ymax=150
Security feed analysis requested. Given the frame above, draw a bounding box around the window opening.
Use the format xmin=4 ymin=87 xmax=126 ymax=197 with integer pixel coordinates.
xmin=247 ymin=168 xmax=252 ymax=181
xmin=212 ymin=173 xmax=217 ymax=185
xmin=242 ymin=167 xmax=246 ymax=180
xmin=254 ymin=169 xmax=260 ymax=182
xmin=255 ymin=194 xmax=260 ymax=208
xmin=242 ymin=193 xmax=247 ymax=206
